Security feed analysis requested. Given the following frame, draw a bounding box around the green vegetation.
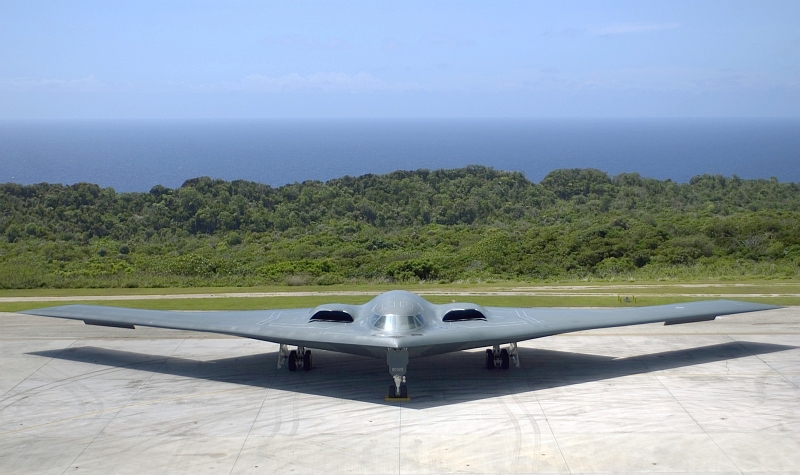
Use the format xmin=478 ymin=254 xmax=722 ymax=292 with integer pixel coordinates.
xmin=1 ymin=295 xmax=793 ymax=314
xmin=3 ymin=280 xmax=799 ymax=313
xmin=1 ymin=166 xmax=799 ymax=289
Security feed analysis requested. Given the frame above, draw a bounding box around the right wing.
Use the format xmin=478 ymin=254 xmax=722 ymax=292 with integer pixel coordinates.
xmin=403 ymin=300 xmax=780 ymax=356
xmin=487 ymin=299 xmax=780 ymax=340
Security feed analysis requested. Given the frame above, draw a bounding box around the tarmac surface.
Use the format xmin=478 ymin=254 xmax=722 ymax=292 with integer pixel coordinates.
xmin=1 ymin=306 xmax=799 ymax=474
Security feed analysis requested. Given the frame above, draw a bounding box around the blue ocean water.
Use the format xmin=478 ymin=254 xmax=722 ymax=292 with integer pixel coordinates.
xmin=0 ymin=119 xmax=798 ymax=192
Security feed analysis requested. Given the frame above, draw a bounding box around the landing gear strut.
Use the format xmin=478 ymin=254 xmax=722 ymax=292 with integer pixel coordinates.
xmin=278 ymin=344 xmax=313 ymax=372
xmin=389 ymin=377 xmax=408 ymax=399
xmin=386 ymin=348 xmax=409 ymax=400
xmin=486 ymin=343 xmax=519 ymax=370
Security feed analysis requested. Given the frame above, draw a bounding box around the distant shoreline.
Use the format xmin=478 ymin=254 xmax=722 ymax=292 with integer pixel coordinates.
xmin=2 ymin=118 xmax=798 ymax=192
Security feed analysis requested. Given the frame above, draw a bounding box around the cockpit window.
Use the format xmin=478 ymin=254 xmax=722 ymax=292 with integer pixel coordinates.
xmin=369 ymin=294 xmax=426 ymax=332
xmin=371 ymin=314 xmax=424 ymax=332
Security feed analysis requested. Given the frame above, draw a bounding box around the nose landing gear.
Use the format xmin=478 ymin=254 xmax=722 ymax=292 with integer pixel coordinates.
xmin=386 ymin=348 xmax=410 ymax=401
xmin=389 ymin=376 xmax=408 ymax=399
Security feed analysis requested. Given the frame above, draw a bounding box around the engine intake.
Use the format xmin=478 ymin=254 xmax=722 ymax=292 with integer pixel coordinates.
xmin=442 ymin=309 xmax=487 ymax=322
xmin=309 ymin=310 xmax=354 ymax=323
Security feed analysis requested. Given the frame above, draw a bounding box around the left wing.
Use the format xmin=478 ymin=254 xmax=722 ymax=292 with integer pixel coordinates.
xmin=22 ymin=305 xmax=383 ymax=357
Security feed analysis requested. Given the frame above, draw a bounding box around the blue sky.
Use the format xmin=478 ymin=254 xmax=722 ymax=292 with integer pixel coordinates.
xmin=1 ymin=0 xmax=798 ymax=118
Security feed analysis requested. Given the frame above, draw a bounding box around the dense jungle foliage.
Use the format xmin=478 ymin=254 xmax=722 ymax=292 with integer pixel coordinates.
xmin=1 ymin=166 xmax=799 ymax=288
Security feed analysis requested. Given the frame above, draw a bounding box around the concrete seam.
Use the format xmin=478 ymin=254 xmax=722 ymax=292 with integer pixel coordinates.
xmin=512 ymin=392 xmax=542 ymax=473
xmin=523 ymin=348 xmax=572 ymax=474
xmin=621 ymin=335 xmax=745 ymax=475
xmin=653 ymin=372 xmax=745 ymax=475
xmin=733 ymin=338 xmax=800 ymax=390
xmin=228 ymin=349 xmax=277 ymax=475
xmin=497 ymin=396 xmax=522 ymax=474
xmin=58 ymin=338 xmax=185 ymax=475
xmin=0 ymin=338 xmax=79 ymax=405
xmin=398 ymin=400 xmax=402 ymax=475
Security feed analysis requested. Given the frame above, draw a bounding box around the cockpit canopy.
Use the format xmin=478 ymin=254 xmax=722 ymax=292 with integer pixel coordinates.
xmin=371 ymin=314 xmax=424 ymax=332
xmin=370 ymin=293 xmax=426 ymax=332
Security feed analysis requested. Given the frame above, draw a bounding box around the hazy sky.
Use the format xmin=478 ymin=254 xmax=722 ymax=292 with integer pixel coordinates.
xmin=2 ymin=1 xmax=798 ymax=118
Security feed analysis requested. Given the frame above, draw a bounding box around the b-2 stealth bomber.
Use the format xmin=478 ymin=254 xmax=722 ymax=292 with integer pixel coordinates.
xmin=24 ymin=290 xmax=778 ymax=399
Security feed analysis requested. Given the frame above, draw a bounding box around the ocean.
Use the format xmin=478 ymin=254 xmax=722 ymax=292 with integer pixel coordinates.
xmin=1 ymin=119 xmax=798 ymax=192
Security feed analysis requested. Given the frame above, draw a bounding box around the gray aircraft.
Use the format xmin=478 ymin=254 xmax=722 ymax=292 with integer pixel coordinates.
xmin=23 ymin=290 xmax=778 ymax=399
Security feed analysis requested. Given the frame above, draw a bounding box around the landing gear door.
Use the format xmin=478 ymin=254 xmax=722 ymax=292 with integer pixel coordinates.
xmin=387 ymin=348 xmax=409 ymax=376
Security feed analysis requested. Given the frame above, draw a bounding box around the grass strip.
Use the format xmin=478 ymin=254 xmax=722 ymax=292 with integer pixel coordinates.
xmin=2 ymin=294 xmax=797 ymax=314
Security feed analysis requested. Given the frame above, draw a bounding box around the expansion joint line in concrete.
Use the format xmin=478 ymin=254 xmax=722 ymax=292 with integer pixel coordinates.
xmin=398 ymin=402 xmax=402 ymax=475
xmin=619 ymin=336 xmax=745 ymax=475
xmin=511 ymin=392 xmax=543 ymax=473
xmin=522 ymin=359 xmax=572 ymax=474
xmin=497 ymin=396 xmax=523 ymax=474
xmin=59 ymin=338 xmax=187 ymax=475
xmin=229 ymin=357 xmax=278 ymax=475
xmin=0 ymin=338 xmax=80 ymax=408
xmin=735 ymin=338 xmax=800 ymax=390
xmin=0 ymin=360 xmax=175 ymax=434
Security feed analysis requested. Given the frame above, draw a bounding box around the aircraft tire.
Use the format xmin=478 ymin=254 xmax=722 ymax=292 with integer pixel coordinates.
xmin=400 ymin=383 xmax=408 ymax=398
xmin=288 ymin=350 xmax=297 ymax=371
xmin=486 ymin=349 xmax=494 ymax=370
xmin=389 ymin=384 xmax=398 ymax=397
xmin=303 ymin=350 xmax=312 ymax=371
xmin=500 ymin=349 xmax=510 ymax=370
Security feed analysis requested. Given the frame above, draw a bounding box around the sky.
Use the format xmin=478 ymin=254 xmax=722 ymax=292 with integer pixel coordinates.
xmin=1 ymin=0 xmax=798 ymax=119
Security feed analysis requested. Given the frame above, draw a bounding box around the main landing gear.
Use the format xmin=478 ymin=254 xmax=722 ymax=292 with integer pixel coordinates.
xmin=277 ymin=344 xmax=313 ymax=372
xmin=485 ymin=343 xmax=519 ymax=370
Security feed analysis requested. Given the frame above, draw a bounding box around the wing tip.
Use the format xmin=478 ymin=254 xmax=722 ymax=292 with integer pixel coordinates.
xmin=719 ymin=300 xmax=783 ymax=312
xmin=20 ymin=304 xmax=78 ymax=316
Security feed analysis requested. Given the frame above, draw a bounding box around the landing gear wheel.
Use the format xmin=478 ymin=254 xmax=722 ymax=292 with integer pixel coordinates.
xmin=486 ymin=349 xmax=495 ymax=370
xmin=500 ymin=348 xmax=510 ymax=370
xmin=303 ymin=350 xmax=312 ymax=371
xmin=288 ymin=350 xmax=297 ymax=371
xmin=389 ymin=384 xmax=398 ymax=398
xmin=399 ymin=383 xmax=408 ymax=398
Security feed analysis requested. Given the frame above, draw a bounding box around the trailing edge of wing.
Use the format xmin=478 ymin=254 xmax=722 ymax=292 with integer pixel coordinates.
xmin=482 ymin=299 xmax=781 ymax=344
xmin=21 ymin=304 xmax=313 ymax=342
xmin=20 ymin=299 xmax=781 ymax=359
xmin=20 ymin=304 xmax=412 ymax=357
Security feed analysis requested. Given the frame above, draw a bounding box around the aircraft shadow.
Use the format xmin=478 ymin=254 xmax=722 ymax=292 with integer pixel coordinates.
xmin=30 ymin=340 xmax=796 ymax=409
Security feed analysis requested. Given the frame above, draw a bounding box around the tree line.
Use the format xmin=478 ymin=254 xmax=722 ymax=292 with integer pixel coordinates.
xmin=1 ymin=166 xmax=798 ymax=288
